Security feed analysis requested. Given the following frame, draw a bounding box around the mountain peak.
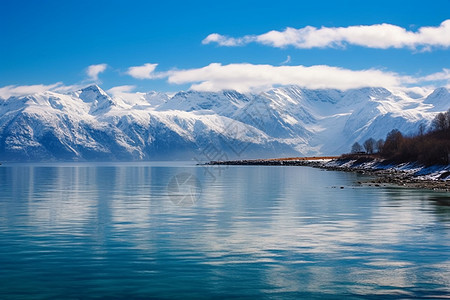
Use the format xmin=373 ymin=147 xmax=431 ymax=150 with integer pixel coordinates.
xmin=80 ymin=84 xmax=108 ymax=96
xmin=430 ymin=87 xmax=449 ymax=96
xmin=423 ymin=87 xmax=450 ymax=111
xmin=78 ymin=85 xmax=109 ymax=103
xmin=0 ymin=84 xmax=444 ymax=161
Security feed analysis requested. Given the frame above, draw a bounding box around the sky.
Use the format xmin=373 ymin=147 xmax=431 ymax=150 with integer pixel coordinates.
xmin=1 ymin=0 xmax=450 ymax=96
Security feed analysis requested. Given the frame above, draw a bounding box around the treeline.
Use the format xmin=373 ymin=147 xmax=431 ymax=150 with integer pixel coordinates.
xmin=351 ymin=109 xmax=450 ymax=166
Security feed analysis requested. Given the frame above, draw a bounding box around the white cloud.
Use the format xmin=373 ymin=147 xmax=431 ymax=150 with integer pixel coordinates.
xmin=123 ymin=62 xmax=450 ymax=93
xmin=203 ymin=20 xmax=450 ymax=50
xmin=107 ymin=85 xmax=136 ymax=95
xmin=202 ymin=33 xmax=251 ymax=46
xmin=126 ymin=63 xmax=164 ymax=79
xmin=0 ymin=83 xmax=93 ymax=99
xmin=2 ymin=65 xmax=448 ymax=100
xmin=52 ymin=84 xmax=87 ymax=94
xmin=165 ymin=63 xmax=410 ymax=93
xmin=0 ymin=83 xmax=63 ymax=99
xmin=281 ymin=55 xmax=291 ymax=65
xmin=87 ymin=64 xmax=108 ymax=81
xmin=420 ymin=68 xmax=450 ymax=82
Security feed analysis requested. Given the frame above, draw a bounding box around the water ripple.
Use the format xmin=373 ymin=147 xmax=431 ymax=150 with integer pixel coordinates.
xmin=0 ymin=163 xmax=449 ymax=298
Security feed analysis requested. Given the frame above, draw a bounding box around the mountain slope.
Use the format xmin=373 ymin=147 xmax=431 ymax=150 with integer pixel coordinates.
xmin=0 ymin=85 xmax=447 ymax=161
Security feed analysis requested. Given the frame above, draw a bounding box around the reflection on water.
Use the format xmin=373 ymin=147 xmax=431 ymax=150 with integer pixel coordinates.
xmin=0 ymin=163 xmax=449 ymax=299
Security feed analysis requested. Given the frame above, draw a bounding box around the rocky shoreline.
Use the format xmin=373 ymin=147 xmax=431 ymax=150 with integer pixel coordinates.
xmin=207 ymin=157 xmax=450 ymax=192
xmin=320 ymin=164 xmax=450 ymax=192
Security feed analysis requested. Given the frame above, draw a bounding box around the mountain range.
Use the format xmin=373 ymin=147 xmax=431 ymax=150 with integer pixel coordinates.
xmin=0 ymin=85 xmax=448 ymax=162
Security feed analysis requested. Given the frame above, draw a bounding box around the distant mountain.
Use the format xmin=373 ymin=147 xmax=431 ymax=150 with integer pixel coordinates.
xmin=0 ymin=85 xmax=447 ymax=161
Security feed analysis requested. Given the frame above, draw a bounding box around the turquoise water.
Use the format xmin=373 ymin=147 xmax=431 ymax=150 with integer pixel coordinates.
xmin=0 ymin=162 xmax=449 ymax=299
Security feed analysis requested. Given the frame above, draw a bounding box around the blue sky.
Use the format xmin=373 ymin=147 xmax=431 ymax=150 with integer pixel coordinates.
xmin=1 ymin=0 xmax=450 ymax=95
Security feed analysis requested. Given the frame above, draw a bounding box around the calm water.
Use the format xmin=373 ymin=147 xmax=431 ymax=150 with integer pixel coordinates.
xmin=0 ymin=162 xmax=449 ymax=299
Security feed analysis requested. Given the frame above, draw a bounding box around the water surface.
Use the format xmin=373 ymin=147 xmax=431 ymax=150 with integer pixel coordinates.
xmin=0 ymin=162 xmax=449 ymax=299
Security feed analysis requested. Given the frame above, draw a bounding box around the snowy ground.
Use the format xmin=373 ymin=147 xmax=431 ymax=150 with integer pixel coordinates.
xmin=324 ymin=157 xmax=450 ymax=181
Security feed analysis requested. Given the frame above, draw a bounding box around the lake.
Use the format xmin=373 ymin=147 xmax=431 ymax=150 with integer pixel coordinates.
xmin=0 ymin=162 xmax=449 ymax=299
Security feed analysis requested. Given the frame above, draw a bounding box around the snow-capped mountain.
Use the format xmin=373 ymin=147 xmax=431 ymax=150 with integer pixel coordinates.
xmin=0 ymin=85 xmax=447 ymax=161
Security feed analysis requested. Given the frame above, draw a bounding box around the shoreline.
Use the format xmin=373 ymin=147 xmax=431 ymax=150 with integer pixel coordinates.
xmin=207 ymin=156 xmax=450 ymax=192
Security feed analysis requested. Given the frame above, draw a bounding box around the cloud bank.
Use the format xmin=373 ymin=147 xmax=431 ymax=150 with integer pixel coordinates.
xmin=420 ymin=68 xmax=450 ymax=82
xmin=166 ymin=63 xmax=409 ymax=92
xmin=1 ymin=64 xmax=448 ymax=99
xmin=203 ymin=20 xmax=450 ymax=50
xmin=87 ymin=64 xmax=108 ymax=81
xmin=123 ymin=62 xmax=450 ymax=93
xmin=0 ymin=83 xmax=62 ymax=99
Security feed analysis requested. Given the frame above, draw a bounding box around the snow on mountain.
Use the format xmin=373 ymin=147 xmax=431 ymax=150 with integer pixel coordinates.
xmin=0 ymin=84 xmax=447 ymax=161
xmin=423 ymin=87 xmax=450 ymax=112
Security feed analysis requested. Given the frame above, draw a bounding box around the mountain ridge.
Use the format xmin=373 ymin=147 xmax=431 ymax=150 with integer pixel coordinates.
xmin=0 ymin=85 xmax=447 ymax=162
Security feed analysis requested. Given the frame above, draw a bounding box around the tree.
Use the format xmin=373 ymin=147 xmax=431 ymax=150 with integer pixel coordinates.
xmin=363 ymin=138 xmax=376 ymax=154
xmin=418 ymin=123 xmax=426 ymax=136
xmin=351 ymin=142 xmax=363 ymax=153
xmin=375 ymin=139 xmax=384 ymax=153
xmin=375 ymin=108 xmax=449 ymax=165
xmin=446 ymin=108 xmax=450 ymax=129
xmin=382 ymin=129 xmax=403 ymax=157
xmin=432 ymin=112 xmax=447 ymax=131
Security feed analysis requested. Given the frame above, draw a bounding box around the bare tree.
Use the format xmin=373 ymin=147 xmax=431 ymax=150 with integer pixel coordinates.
xmin=351 ymin=142 xmax=363 ymax=153
xmin=446 ymin=108 xmax=450 ymax=129
xmin=418 ymin=123 xmax=426 ymax=136
xmin=363 ymin=138 xmax=376 ymax=154
xmin=382 ymin=129 xmax=403 ymax=156
xmin=432 ymin=112 xmax=448 ymax=131
xmin=375 ymin=139 xmax=384 ymax=153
